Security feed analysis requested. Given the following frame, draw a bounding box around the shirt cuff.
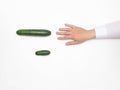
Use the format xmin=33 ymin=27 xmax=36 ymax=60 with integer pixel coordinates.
xmin=95 ymin=25 xmax=108 ymax=39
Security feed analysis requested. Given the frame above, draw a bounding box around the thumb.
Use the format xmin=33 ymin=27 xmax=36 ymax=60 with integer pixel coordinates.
xmin=66 ymin=41 xmax=79 ymax=46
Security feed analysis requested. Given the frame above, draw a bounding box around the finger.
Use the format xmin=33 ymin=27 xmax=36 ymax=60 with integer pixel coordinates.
xmin=56 ymin=31 xmax=71 ymax=35
xmin=59 ymin=28 xmax=71 ymax=31
xmin=65 ymin=24 xmax=77 ymax=28
xmin=66 ymin=41 xmax=79 ymax=45
xmin=57 ymin=35 xmax=72 ymax=40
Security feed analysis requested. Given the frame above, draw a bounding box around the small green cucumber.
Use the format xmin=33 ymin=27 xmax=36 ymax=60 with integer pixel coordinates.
xmin=35 ymin=50 xmax=50 ymax=56
xmin=16 ymin=29 xmax=51 ymax=36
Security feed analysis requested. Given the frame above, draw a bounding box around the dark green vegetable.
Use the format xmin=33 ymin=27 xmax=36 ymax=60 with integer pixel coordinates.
xmin=35 ymin=50 xmax=50 ymax=56
xmin=16 ymin=29 xmax=51 ymax=36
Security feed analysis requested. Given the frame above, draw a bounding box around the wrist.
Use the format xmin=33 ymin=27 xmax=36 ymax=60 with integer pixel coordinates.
xmin=88 ymin=29 xmax=96 ymax=39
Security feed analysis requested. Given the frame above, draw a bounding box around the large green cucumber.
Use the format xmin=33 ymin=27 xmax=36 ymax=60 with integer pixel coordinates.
xmin=16 ymin=29 xmax=51 ymax=36
xmin=35 ymin=50 xmax=50 ymax=56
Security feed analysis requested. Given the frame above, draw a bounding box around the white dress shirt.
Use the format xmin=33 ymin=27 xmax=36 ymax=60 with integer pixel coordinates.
xmin=95 ymin=21 xmax=120 ymax=39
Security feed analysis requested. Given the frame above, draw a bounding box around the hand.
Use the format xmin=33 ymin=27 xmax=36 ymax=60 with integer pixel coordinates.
xmin=56 ymin=24 xmax=96 ymax=45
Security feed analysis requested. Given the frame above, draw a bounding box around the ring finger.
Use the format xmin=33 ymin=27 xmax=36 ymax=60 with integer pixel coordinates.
xmin=57 ymin=35 xmax=72 ymax=40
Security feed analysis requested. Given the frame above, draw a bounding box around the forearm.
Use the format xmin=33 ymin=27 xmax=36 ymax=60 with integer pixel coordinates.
xmin=88 ymin=21 xmax=120 ymax=39
xmin=95 ymin=21 xmax=120 ymax=39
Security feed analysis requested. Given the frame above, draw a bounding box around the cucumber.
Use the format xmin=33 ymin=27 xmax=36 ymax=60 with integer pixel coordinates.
xmin=35 ymin=50 xmax=50 ymax=56
xmin=16 ymin=29 xmax=51 ymax=36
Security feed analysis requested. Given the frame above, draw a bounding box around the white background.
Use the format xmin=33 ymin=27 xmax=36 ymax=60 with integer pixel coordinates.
xmin=0 ymin=0 xmax=120 ymax=90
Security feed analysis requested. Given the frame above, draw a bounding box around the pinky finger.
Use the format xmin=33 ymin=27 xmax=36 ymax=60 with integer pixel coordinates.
xmin=59 ymin=28 xmax=71 ymax=31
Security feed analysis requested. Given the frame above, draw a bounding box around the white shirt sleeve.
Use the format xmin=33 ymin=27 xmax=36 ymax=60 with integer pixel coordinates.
xmin=95 ymin=21 xmax=120 ymax=39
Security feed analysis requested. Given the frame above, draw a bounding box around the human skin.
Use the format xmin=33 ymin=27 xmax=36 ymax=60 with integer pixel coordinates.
xmin=56 ymin=24 xmax=96 ymax=45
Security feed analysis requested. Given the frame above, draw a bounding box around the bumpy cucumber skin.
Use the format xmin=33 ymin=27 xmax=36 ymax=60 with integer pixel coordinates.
xmin=16 ymin=29 xmax=51 ymax=36
xmin=35 ymin=50 xmax=50 ymax=56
